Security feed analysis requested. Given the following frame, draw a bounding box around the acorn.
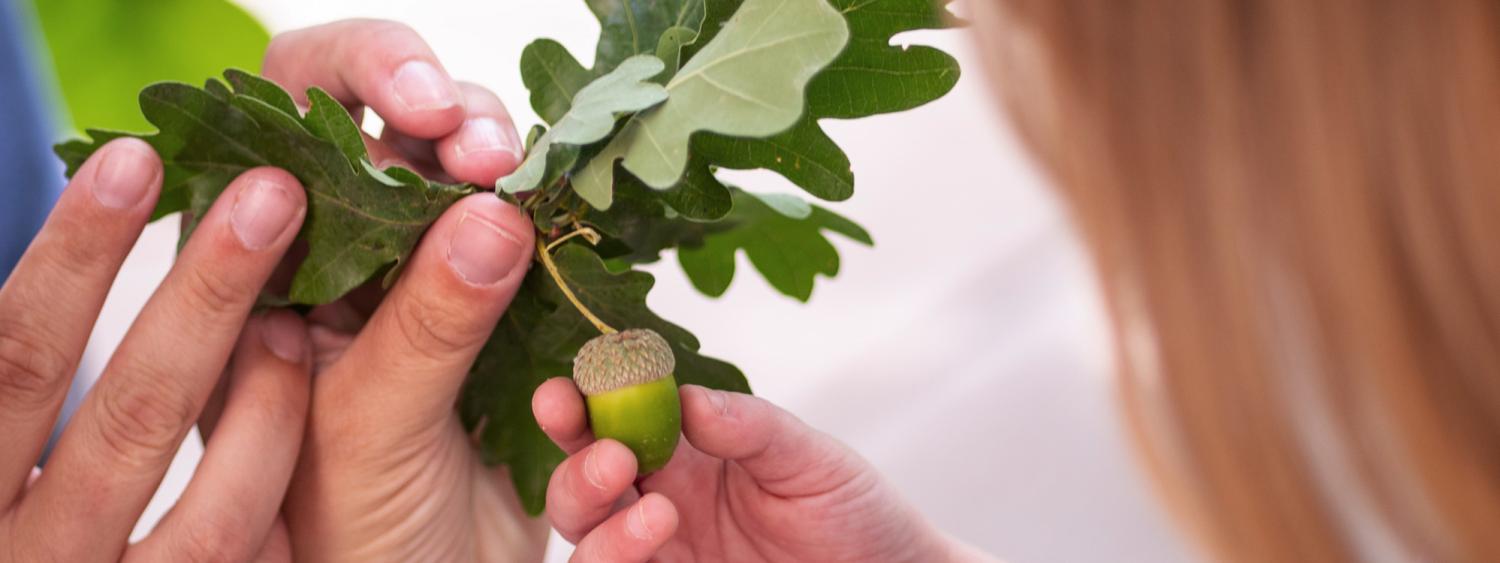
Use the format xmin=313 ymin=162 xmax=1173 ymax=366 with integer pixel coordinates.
xmin=573 ymin=328 xmax=682 ymax=474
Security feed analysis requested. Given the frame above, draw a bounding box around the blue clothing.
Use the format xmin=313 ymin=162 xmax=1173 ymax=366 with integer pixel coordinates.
xmin=2 ymin=1 xmax=69 ymax=465
xmin=0 ymin=0 xmax=64 ymax=281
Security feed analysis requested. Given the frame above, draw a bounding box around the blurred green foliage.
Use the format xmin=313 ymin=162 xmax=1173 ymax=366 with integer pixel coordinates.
xmin=29 ymin=0 xmax=269 ymax=133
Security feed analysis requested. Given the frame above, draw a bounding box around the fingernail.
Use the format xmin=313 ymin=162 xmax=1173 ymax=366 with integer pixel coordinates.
xmin=92 ymin=142 xmax=154 ymax=209
xmin=392 ymin=60 xmax=459 ymax=112
xmin=447 ymin=211 xmax=523 ymax=285
xmin=455 ymin=118 xmax=522 ymax=158
xmin=231 ymin=179 xmax=300 ymax=250
xmin=583 ymin=444 xmax=607 ymax=490
xmin=626 ymin=499 xmax=655 ymax=541
xmin=261 ymin=312 xmax=306 ymax=363
xmin=693 ymin=386 xmax=728 ymax=416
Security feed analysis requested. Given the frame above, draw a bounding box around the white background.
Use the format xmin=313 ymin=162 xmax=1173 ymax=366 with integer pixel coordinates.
xmin=69 ymin=1 xmax=1200 ymax=561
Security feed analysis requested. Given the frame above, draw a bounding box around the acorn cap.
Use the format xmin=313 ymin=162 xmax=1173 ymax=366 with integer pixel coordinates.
xmin=573 ymin=328 xmax=676 ymax=396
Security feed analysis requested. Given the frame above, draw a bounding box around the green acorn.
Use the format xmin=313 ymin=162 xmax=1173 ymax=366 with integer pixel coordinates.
xmin=573 ymin=328 xmax=681 ymax=474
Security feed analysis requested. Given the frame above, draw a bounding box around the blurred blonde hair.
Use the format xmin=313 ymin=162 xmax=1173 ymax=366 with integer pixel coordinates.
xmin=970 ymin=2 xmax=1500 ymax=561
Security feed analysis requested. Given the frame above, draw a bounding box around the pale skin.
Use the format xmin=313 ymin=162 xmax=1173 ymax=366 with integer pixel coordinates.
xmin=532 ymin=380 xmax=992 ymax=562
xmin=253 ymin=19 xmax=548 ymax=562
xmin=0 ymin=145 xmax=311 ymax=561
xmin=262 ymin=21 xmax=983 ymax=562
xmin=0 ymin=18 xmax=547 ymax=561
xmin=0 ymin=18 xmax=987 ymax=563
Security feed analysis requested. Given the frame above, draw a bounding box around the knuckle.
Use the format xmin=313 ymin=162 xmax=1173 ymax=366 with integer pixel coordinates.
xmin=389 ymin=291 xmax=486 ymax=360
xmin=358 ymin=19 xmax=420 ymax=42
xmin=547 ymin=456 xmax=577 ymax=508
xmin=331 ymin=19 xmax=421 ymax=64
xmin=179 ymin=266 xmax=251 ymax=319
xmin=176 ymin=512 xmax=253 ymax=563
xmin=577 ymin=534 xmax=622 ymax=563
xmin=264 ymin=24 xmax=337 ymax=70
xmin=93 ymin=372 xmax=195 ymax=468
xmin=261 ymin=32 xmax=296 ymax=75
xmin=0 ymin=320 xmax=74 ymax=409
xmin=236 ymin=385 xmax=308 ymax=435
xmin=41 ymin=222 xmax=109 ymax=275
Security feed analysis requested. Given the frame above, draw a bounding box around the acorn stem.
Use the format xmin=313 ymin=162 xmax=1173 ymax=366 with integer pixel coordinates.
xmin=536 ymin=239 xmax=617 ymax=335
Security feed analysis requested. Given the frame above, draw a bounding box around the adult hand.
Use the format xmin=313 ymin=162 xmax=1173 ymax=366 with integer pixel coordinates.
xmin=533 ymin=382 xmax=993 ymax=562
xmin=0 ymin=139 xmax=312 ymax=561
xmin=260 ymin=18 xmax=522 ymax=187
xmin=249 ymin=19 xmax=546 ymax=562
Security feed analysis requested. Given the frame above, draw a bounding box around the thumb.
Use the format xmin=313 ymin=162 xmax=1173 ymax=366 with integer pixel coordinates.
xmin=678 ymin=385 xmax=869 ymax=497
xmin=315 ymin=194 xmax=534 ymax=436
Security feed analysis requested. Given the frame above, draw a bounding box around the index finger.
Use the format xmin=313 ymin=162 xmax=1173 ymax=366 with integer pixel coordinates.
xmin=263 ymin=19 xmax=465 ymax=139
xmin=0 ymin=139 xmax=161 ymax=504
xmin=17 ymin=168 xmax=306 ymax=560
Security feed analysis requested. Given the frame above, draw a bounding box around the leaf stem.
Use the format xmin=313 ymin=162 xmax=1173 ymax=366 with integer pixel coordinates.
xmin=535 ymin=239 xmax=617 ymax=335
xmin=545 ymin=227 xmax=602 ymax=253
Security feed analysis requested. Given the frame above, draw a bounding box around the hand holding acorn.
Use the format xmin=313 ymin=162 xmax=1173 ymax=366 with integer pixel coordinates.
xmin=572 ymin=329 xmax=682 ymax=474
xmin=531 ymin=376 xmax=991 ymax=562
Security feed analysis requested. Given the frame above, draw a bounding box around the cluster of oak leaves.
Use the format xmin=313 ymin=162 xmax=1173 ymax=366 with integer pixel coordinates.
xmin=55 ymin=0 xmax=958 ymax=513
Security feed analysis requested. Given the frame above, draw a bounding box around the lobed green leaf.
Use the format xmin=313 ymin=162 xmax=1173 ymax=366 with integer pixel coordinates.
xmin=54 ymin=71 xmax=471 ymax=304
xmin=678 ymin=190 xmax=871 ymax=301
xmin=573 ymin=0 xmax=852 ymax=208
xmin=500 ymin=55 xmax=669 ymax=194
xmin=687 ymin=0 xmax=962 ymax=203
